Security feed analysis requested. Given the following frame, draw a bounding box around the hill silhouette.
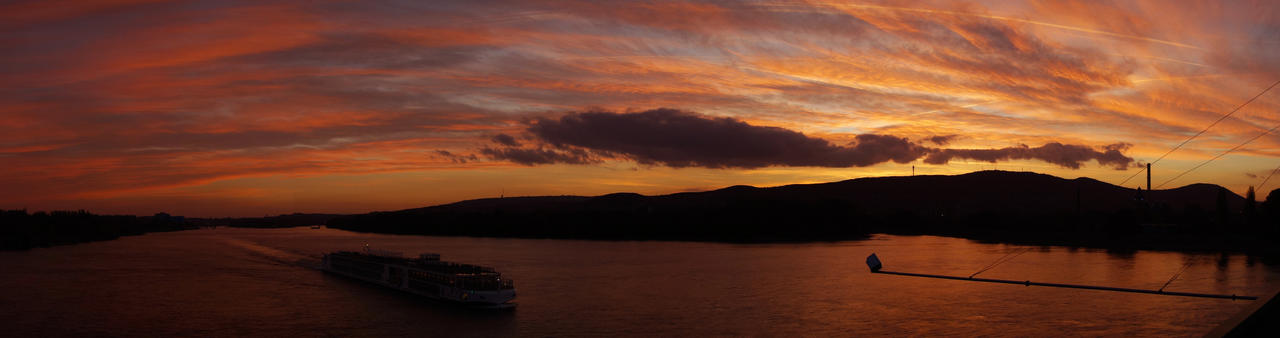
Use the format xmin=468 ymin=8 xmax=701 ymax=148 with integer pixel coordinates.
xmin=328 ymin=170 xmax=1274 ymax=250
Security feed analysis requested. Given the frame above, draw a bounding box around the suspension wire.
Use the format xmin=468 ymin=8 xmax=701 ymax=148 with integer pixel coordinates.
xmin=1157 ymin=122 xmax=1280 ymax=189
xmin=1257 ymin=162 xmax=1280 ymax=192
xmin=1117 ymin=79 xmax=1280 ymax=187
xmin=1158 ymin=261 xmax=1196 ymax=292
xmin=970 ymin=248 xmax=1031 ymax=279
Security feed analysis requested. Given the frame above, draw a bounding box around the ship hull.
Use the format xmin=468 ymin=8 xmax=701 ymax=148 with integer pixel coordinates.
xmin=321 ymin=253 xmax=517 ymax=309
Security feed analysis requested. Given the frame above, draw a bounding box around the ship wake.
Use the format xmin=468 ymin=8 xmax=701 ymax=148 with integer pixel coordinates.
xmin=219 ymin=237 xmax=322 ymax=269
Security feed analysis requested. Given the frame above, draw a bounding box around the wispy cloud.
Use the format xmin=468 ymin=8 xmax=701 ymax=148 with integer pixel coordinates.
xmin=1 ymin=0 xmax=1278 ymax=215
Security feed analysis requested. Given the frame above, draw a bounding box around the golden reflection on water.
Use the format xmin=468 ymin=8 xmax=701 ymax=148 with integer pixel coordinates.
xmin=0 ymin=228 xmax=1275 ymax=336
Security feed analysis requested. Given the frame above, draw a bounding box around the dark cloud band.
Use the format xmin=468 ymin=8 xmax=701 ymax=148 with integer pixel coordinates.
xmin=483 ymin=109 xmax=1135 ymax=170
xmin=923 ymin=142 xmax=1134 ymax=169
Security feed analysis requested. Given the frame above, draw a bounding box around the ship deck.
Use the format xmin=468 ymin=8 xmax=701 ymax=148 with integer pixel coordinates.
xmin=328 ymin=251 xmax=501 ymax=276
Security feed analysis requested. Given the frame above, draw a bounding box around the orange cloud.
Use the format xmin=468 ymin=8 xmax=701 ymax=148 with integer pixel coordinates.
xmin=3 ymin=0 xmax=1280 ymax=216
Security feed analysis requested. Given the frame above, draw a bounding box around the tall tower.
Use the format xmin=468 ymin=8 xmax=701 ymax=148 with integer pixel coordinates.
xmin=1146 ymin=163 xmax=1151 ymax=192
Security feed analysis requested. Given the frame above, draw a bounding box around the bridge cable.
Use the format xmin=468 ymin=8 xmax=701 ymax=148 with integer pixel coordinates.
xmin=1157 ymin=121 xmax=1280 ymax=188
xmin=969 ymin=248 xmax=1031 ymax=279
xmin=1256 ymin=162 xmax=1280 ymax=193
xmin=1158 ymin=261 xmax=1195 ymax=293
xmin=1117 ymin=79 xmax=1280 ymax=187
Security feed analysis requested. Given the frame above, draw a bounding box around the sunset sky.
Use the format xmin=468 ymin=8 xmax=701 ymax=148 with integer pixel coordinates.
xmin=4 ymin=0 xmax=1280 ymax=217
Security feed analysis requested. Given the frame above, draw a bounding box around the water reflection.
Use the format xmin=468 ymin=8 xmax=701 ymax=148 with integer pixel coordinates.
xmin=0 ymin=228 xmax=1275 ymax=337
xmin=1105 ymin=248 xmax=1137 ymax=259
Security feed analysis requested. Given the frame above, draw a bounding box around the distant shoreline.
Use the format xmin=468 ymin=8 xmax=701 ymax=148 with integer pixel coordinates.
xmin=1 ymin=210 xmax=195 ymax=250
xmin=324 ymin=171 xmax=1280 ymax=256
xmin=11 ymin=171 xmax=1280 ymax=255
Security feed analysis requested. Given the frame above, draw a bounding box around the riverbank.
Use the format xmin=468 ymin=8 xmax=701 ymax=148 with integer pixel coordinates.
xmin=0 ymin=209 xmax=195 ymax=250
xmin=326 ymin=171 xmax=1280 ymax=255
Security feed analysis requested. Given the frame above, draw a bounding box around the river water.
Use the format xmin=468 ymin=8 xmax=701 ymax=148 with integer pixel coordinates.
xmin=2 ymin=227 xmax=1277 ymax=337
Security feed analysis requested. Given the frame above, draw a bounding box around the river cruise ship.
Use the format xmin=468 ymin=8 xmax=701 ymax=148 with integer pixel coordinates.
xmin=322 ymin=247 xmax=516 ymax=309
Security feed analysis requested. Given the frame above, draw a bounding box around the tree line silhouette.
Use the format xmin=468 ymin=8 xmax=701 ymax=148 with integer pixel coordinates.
xmin=1 ymin=210 xmax=194 ymax=250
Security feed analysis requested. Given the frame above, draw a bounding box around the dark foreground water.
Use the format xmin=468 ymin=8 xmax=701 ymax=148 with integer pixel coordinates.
xmin=2 ymin=227 xmax=1278 ymax=337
